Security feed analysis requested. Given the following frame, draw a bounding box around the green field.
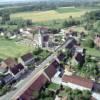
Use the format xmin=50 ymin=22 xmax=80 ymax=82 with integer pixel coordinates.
xmin=56 ymin=7 xmax=81 ymax=13
xmin=11 ymin=7 xmax=86 ymax=22
xmin=11 ymin=7 xmax=99 ymax=22
xmin=0 ymin=38 xmax=33 ymax=59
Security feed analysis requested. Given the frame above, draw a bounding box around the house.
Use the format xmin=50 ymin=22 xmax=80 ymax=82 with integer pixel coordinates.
xmin=71 ymin=45 xmax=85 ymax=65
xmin=65 ymin=38 xmax=77 ymax=49
xmin=1 ymin=57 xmax=17 ymax=68
xmin=57 ymin=53 xmax=65 ymax=62
xmin=0 ymin=58 xmax=17 ymax=74
xmin=2 ymin=73 xmax=14 ymax=85
xmin=8 ymin=63 xmax=25 ymax=80
xmin=74 ymin=52 xmax=85 ymax=65
xmin=0 ymin=64 xmax=7 ymax=74
xmin=71 ymin=45 xmax=84 ymax=55
xmin=62 ymin=75 xmax=94 ymax=91
xmin=18 ymin=53 xmax=34 ymax=66
xmin=69 ymin=30 xmax=77 ymax=37
xmin=93 ymin=82 xmax=100 ymax=93
xmin=44 ymin=60 xmax=60 ymax=80
xmin=17 ymin=73 xmax=49 ymax=100
xmin=9 ymin=35 xmax=16 ymax=40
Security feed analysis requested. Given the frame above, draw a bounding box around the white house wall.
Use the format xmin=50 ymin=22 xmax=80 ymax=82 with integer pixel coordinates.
xmin=62 ymin=82 xmax=91 ymax=91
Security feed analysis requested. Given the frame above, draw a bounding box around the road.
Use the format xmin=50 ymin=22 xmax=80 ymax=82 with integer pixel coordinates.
xmin=0 ymin=38 xmax=73 ymax=100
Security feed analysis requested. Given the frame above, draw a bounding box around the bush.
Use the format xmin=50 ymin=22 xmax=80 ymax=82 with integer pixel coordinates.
xmin=83 ymin=39 xmax=94 ymax=48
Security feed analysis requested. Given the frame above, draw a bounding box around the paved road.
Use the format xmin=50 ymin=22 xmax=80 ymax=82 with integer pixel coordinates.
xmin=0 ymin=38 xmax=73 ymax=100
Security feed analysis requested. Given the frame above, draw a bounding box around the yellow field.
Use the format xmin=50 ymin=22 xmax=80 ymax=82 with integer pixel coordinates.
xmin=11 ymin=10 xmax=86 ymax=22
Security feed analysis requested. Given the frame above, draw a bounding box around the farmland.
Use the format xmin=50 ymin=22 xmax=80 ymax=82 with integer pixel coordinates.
xmin=0 ymin=38 xmax=33 ymax=59
xmin=11 ymin=7 xmax=100 ymax=22
xmin=11 ymin=7 xmax=88 ymax=22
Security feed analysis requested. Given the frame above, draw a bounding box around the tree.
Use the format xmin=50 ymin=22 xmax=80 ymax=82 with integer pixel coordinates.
xmin=66 ymin=49 xmax=72 ymax=59
xmin=1 ymin=11 xmax=10 ymax=23
xmin=65 ymin=87 xmax=72 ymax=93
xmin=62 ymin=20 xmax=68 ymax=28
xmin=82 ymin=90 xmax=91 ymax=100
xmin=85 ymin=55 xmax=92 ymax=62
xmin=81 ymin=62 xmax=98 ymax=78
xmin=83 ymin=38 xmax=94 ymax=48
xmin=94 ymin=21 xmax=100 ymax=33
xmin=26 ymin=19 xmax=32 ymax=26
xmin=60 ymin=84 xmax=63 ymax=90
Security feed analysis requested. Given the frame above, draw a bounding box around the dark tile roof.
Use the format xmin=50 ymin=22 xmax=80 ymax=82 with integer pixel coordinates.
xmin=21 ymin=53 xmax=33 ymax=62
xmin=93 ymin=83 xmax=100 ymax=93
xmin=43 ymin=35 xmax=49 ymax=42
xmin=57 ymin=53 xmax=65 ymax=61
xmin=62 ymin=75 xmax=94 ymax=89
xmin=45 ymin=60 xmax=59 ymax=79
xmin=66 ymin=39 xmax=77 ymax=49
xmin=3 ymin=74 xmax=14 ymax=84
xmin=20 ymin=74 xmax=48 ymax=100
xmin=75 ymin=53 xmax=85 ymax=63
xmin=10 ymin=63 xmax=24 ymax=75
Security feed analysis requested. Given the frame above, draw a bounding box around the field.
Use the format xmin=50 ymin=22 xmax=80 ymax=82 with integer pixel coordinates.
xmin=56 ymin=7 xmax=82 ymax=13
xmin=11 ymin=7 xmax=87 ymax=22
xmin=0 ymin=38 xmax=33 ymax=59
xmin=11 ymin=7 xmax=99 ymax=22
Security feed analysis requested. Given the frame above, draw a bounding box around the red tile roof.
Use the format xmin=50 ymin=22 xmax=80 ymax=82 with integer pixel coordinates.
xmin=62 ymin=75 xmax=94 ymax=89
xmin=45 ymin=60 xmax=59 ymax=79
xmin=20 ymin=74 xmax=48 ymax=100
xmin=52 ymin=60 xmax=60 ymax=67
xmin=19 ymin=93 xmax=30 ymax=100
xmin=21 ymin=53 xmax=33 ymax=62
xmin=29 ymin=74 xmax=48 ymax=91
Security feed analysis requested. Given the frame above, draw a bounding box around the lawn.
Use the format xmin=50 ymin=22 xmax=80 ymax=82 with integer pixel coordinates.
xmin=48 ymin=83 xmax=60 ymax=90
xmin=0 ymin=38 xmax=33 ymax=59
xmin=81 ymin=36 xmax=100 ymax=57
xmin=11 ymin=6 xmax=99 ymax=22
xmin=85 ymin=47 xmax=100 ymax=57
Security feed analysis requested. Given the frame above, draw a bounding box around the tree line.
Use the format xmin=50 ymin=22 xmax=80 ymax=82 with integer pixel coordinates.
xmin=0 ymin=0 xmax=99 ymax=15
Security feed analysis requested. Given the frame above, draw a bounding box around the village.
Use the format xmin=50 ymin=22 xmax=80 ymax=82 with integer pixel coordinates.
xmin=0 ymin=24 xmax=100 ymax=100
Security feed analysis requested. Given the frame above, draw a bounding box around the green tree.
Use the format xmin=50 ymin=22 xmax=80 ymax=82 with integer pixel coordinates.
xmin=82 ymin=90 xmax=91 ymax=100
xmin=83 ymin=38 xmax=94 ymax=48
xmin=81 ymin=62 xmax=98 ymax=78
xmin=1 ymin=11 xmax=10 ymax=23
